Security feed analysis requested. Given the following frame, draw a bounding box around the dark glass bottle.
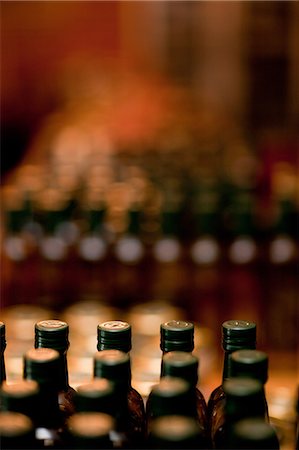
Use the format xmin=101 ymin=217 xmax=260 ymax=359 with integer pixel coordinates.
xmin=146 ymin=376 xmax=197 ymax=425
xmin=0 ymin=411 xmax=36 ymax=450
xmin=212 ymin=377 xmax=266 ymax=449
xmin=161 ymin=351 xmax=209 ymax=446
xmin=160 ymin=320 xmax=194 ymax=355
xmin=147 ymin=415 xmax=203 ymax=449
xmin=230 ymin=349 xmax=269 ymax=420
xmin=229 ymin=417 xmax=280 ymax=449
xmin=94 ymin=349 xmax=146 ymax=448
xmin=207 ymin=320 xmax=256 ymax=435
xmin=74 ymin=378 xmax=115 ymax=416
xmin=66 ymin=412 xmax=114 ymax=449
xmin=24 ymin=347 xmax=66 ymax=448
xmin=0 ymin=322 xmax=7 ymax=385
xmin=97 ymin=320 xmax=132 ymax=353
xmin=0 ymin=379 xmax=40 ymax=425
xmin=35 ymin=319 xmax=76 ymax=418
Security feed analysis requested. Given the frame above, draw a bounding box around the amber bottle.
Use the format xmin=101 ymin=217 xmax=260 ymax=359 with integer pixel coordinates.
xmin=97 ymin=320 xmax=132 ymax=353
xmin=230 ymin=349 xmax=269 ymax=420
xmin=212 ymin=377 xmax=267 ymax=449
xmin=94 ymin=349 xmax=146 ymax=448
xmin=66 ymin=412 xmax=115 ymax=449
xmin=207 ymin=320 xmax=256 ymax=437
xmin=24 ymin=347 xmax=66 ymax=448
xmin=229 ymin=417 xmax=280 ymax=449
xmin=161 ymin=351 xmax=209 ymax=446
xmin=35 ymin=319 xmax=76 ymax=418
xmin=147 ymin=415 xmax=204 ymax=449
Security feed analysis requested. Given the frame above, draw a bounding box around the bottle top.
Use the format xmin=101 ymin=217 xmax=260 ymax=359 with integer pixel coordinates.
xmin=231 ymin=349 xmax=268 ymax=384
xmin=93 ymin=350 xmax=131 ymax=387
xmin=222 ymin=320 xmax=256 ymax=351
xmin=75 ymin=379 xmax=115 ymax=414
xmin=161 ymin=351 xmax=199 ymax=386
xmin=231 ymin=417 xmax=280 ymax=449
xmin=24 ymin=347 xmax=61 ymax=388
xmin=97 ymin=321 xmax=132 ymax=353
xmin=0 ymin=380 xmax=39 ymax=419
xmin=149 ymin=377 xmax=196 ymax=418
xmin=160 ymin=320 xmax=194 ymax=352
xmin=0 ymin=322 xmax=6 ymax=352
xmin=149 ymin=415 xmax=201 ymax=448
xmin=0 ymin=411 xmax=34 ymax=437
xmin=67 ymin=411 xmax=115 ymax=439
xmin=223 ymin=378 xmax=265 ymax=419
xmin=35 ymin=319 xmax=69 ymax=353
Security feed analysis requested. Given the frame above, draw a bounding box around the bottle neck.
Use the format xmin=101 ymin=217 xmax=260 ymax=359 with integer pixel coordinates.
xmin=57 ymin=352 xmax=69 ymax=391
xmin=222 ymin=351 xmax=234 ymax=381
xmin=36 ymin=385 xmax=62 ymax=428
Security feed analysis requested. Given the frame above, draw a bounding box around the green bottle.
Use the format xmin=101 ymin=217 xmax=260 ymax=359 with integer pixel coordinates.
xmin=97 ymin=320 xmax=132 ymax=353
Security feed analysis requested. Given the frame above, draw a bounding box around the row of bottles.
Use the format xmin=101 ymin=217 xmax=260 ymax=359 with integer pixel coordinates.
xmin=0 ymin=317 xmax=291 ymax=449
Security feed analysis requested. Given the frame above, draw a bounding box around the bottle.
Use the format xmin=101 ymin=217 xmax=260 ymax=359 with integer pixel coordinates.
xmin=35 ymin=319 xmax=76 ymax=418
xmin=0 ymin=411 xmax=36 ymax=450
xmin=0 ymin=322 xmax=7 ymax=385
xmin=147 ymin=415 xmax=203 ymax=449
xmin=207 ymin=320 xmax=256 ymax=430
xmin=230 ymin=349 xmax=269 ymax=420
xmin=66 ymin=412 xmax=115 ymax=449
xmin=0 ymin=380 xmax=40 ymax=425
xmin=97 ymin=320 xmax=132 ymax=353
xmin=212 ymin=377 xmax=267 ymax=449
xmin=74 ymin=378 xmax=115 ymax=416
xmin=23 ymin=347 xmax=66 ymax=448
xmin=146 ymin=377 xmax=198 ymax=427
xmin=229 ymin=417 xmax=280 ymax=449
xmin=161 ymin=351 xmax=209 ymax=446
xmin=160 ymin=320 xmax=194 ymax=355
xmin=94 ymin=349 xmax=146 ymax=448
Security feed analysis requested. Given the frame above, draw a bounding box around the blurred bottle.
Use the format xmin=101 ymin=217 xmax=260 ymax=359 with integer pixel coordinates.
xmin=207 ymin=321 xmax=256 ymax=437
xmin=97 ymin=320 xmax=132 ymax=353
xmin=229 ymin=417 xmax=280 ymax=449
xmin=24 ymin=348 xmax=66 ymax=448
xmin=147 ymin=415 xmax=203 ymax=449
xmin=65 ymin=412 xmax=114 ymax=449
xmin=93 ymin=349 xmax=146 ymax=448
xmin=0 ymin=322 xmax=7 ymax=385
xmin=161 ymin=352 xmax=209 ymax=446
xmin=74 ymin=378 xmax=115 ymax=416
xmin=35 ymin=320 xmax=76 ymax=419
xmin=0 ymin=411 xmax=37 ymax=450
xmin=230 ymin=349 xmax=269 ymax=420
xmin=189 ymin=178 xmax=223 ymax=342
xmin=0 ymin=380 xmax=40 ymax=426
xmin=212 ymin=378 xmax=268 ymax=449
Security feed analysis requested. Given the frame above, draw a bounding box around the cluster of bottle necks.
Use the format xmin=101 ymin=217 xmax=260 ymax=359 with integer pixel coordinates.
xmin=0 ymin=318 xmax=290 ymax=450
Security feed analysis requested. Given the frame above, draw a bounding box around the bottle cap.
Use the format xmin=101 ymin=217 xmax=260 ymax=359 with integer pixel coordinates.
xmin=222 ymin=320 xmax=256 ymax=351
xmin=97 ymin=321 xmax=131 ymax=353
xmin=93 ymin=350 xmax=131 ymax=387
xmin=223 ymin=378 xmax=265 ymax=419
xmin=24 ymin=348 xmax=61 ymax=388
xmin=0 ymin=380 xmax=39 ymax=419
xmin=0 ymin=411 xmax=34 ymax=438
xmin=161 ymin=351 xmax=198 ymax=386
xmin=35 ymin=320 xmax=69 ymax=353
xmin=149 ymin=377 xmax=196 ymax=418
xmin=231 ymin=418 xmax=280 ymax=449
xmin=75 ymin=379 xmax=115 ymax=414
xmin=149 ymin=415 xmax=201 ymax=449
xmin=0 ymin=322 xmax=6 ymax=352
xmin=160 ymin=320 xmax=194 ymax=352
xmin=67 ymin=412 xmax=114 ymax=447
xmin=231 ymin=350 xmax=268 ymax=384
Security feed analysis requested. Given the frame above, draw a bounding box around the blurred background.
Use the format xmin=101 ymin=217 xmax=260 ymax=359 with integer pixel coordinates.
xmin=1 ymin=2 xmax=298 ymax=448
